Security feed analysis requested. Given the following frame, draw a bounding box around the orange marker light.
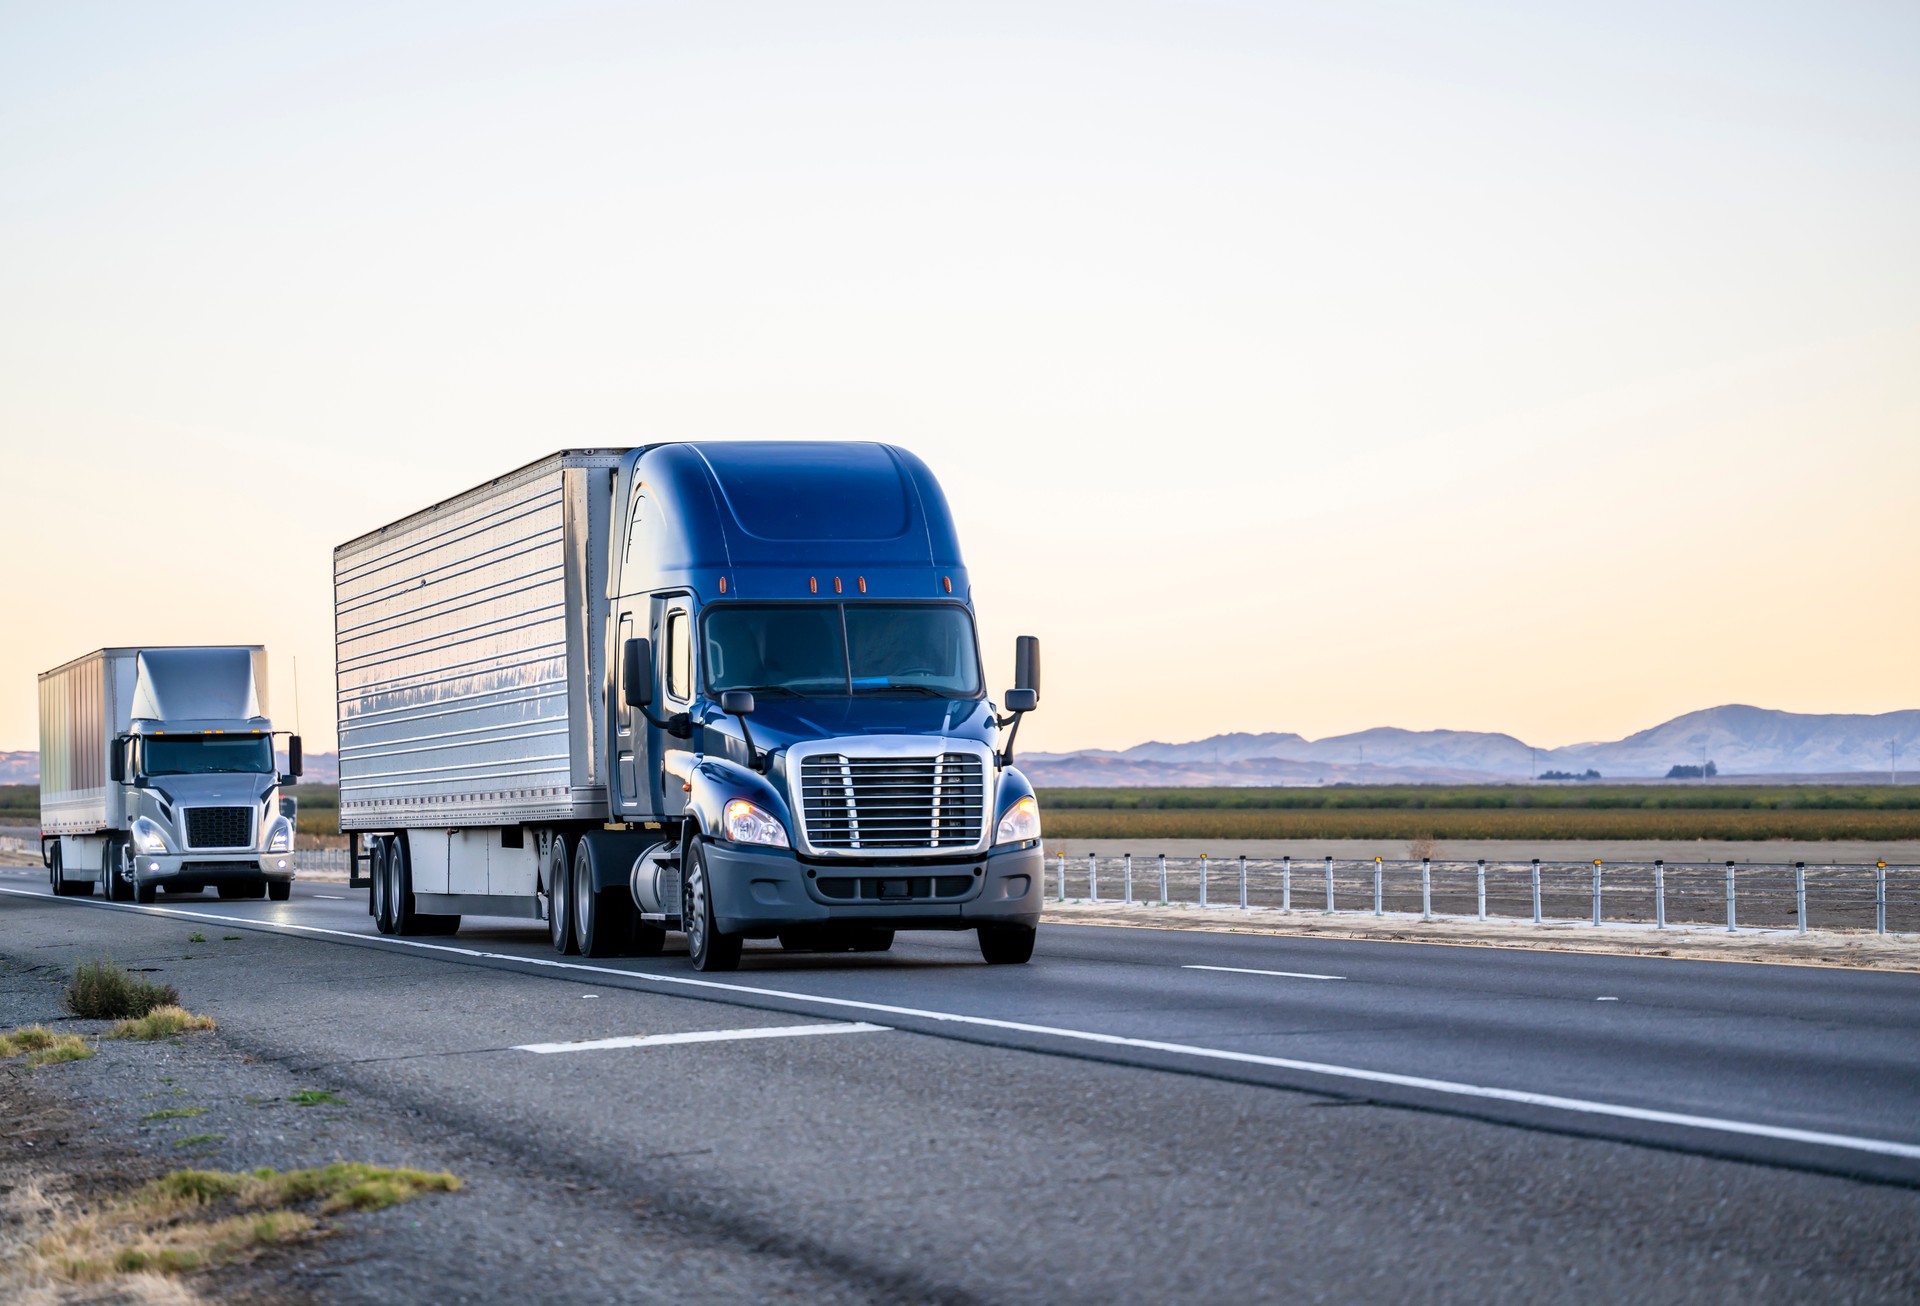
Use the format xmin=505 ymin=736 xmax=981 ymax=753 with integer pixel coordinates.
xmin=942 ymin=576 xmax=952 ymax=594
xmin=809 ymin=576 xmax=818 ymax=594
xmin=857 ymin=576 xmax=867 ymax=593
xmin=833 ymin=576 xmax=843 ymax=594
xmin=718 ymin=576 xmax=728 ymax=594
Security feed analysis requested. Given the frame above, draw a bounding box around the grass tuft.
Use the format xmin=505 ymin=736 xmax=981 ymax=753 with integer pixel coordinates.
xmin=62 ymin=960 xmax=178 ymax=1020
xmin=142 ymin=1106 xmax=205 ymax=1121
xmin=0 ymin=1024 xmax=96 ymax=1066
xmin=108 ymin=1006 xmax=217 ymax=1041
xmin=287 ymin=1089 xmax=344 ymax=1107
xmin=19 ymin=1162 xmax=461 ymax=1287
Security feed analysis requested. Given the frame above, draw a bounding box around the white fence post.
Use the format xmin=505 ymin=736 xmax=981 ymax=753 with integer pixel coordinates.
xmin=1654 ymin=860 xmax=1665 ymax=929
xmin=1199 ymin=854 xmax=1209 ymax=909
xmin=1282 ymin=855 xmax=1291 ymax=911
xmin=1056 ymin=851 xmax=1066 ymax=902
xmin=1592 ymin=860 xmax=1602 ymax=927
xmin=1795 ymin=862 xmax=1806 ymax=934
xmin=1531 ymin=859 xmax=1542 ymax=923
xmin=1421 ymin=857 xmax=1431 ymax=920
xmin=1324 ymin=856 xmax=1334 ymax=913
xmin=1726 ymin=860 xmax=1736 ymax=932
xmin=1124 ymin=853 xmax=1133 ymax=905
xmin=1089 ymin=853 xmax=1098 ymax=903
xmin=1158 ymin=853 xmax=1168 ymax=905
xmin=1373 ymin=857 xmax=1383 ymax=916
xmin=1238 ymin=855 xmax=1247 ymax=911
xmin=1476 ymin=859 xmax=1486 ymax=921
xmin=1877 ymin=862 xmax=1887 ymax=934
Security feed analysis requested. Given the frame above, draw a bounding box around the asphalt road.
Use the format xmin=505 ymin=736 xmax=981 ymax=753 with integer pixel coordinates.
xmin=4 ymin=868 xmax=1918 ymax=1302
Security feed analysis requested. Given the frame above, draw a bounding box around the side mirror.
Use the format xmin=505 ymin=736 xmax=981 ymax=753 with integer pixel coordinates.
xmin=1014 ymin=635 xmax=1041 ymax=700
xmin=109 ymin=737 xmax=127 ymax=783
xmin=1003 ymin=688 xmax=1037 ymax=713
xmin=720 ymin=690 xmax=756 ymax=716
xmin=623 ymin=637 xmax=654 ymax=708
xmin=287 ymin=734 xmax=303 ymax=780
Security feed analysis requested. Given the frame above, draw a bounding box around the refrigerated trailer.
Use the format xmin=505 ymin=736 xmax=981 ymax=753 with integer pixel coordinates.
xmin=335 ymin=443 xmax=1044 ymax=969
xmin=39 ymin=646 xmax=304 ymax=902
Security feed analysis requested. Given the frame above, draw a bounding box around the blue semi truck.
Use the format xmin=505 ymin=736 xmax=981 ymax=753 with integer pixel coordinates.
xmin=333 ymin=443 xmax=1044 ymax=969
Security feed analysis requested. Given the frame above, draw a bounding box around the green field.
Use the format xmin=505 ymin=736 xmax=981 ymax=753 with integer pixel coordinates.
xmin=1039 ymin=785 xmax=1920 ymax=842
xmin=12 ymin=781 xmax=1920 ymax=842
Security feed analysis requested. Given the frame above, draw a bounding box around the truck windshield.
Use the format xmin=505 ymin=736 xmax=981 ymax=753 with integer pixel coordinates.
xmin=142 ymin=736 xmax=274 ymax=776
xmin=704 ymin=604 xmax=981 ymax=698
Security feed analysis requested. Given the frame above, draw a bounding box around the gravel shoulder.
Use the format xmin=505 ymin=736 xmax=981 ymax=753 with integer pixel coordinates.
xmin=1042 ymin=900 xmax=1920 ymax=971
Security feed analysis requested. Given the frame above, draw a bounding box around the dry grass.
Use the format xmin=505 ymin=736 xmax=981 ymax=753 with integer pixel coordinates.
xmin=108 ymin=1007 xmax=217 ymax=1042
xmin=1044 ymin=806 xmax=1920 ymax=842
xmin=0 ymin=1026 xmax=95 ymax=1067
xmin=9 ymin=1163 xmax=460 ymax=1291
xmin=62 ymin=961 xmax=178 ymax=1021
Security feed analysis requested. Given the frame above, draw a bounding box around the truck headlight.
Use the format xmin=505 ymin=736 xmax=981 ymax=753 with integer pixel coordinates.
xmin=130 ymin=817 xmax=172 ymax=855
xmin=995 ymin=795 xmax=1041 ymax=845
xmin=724 ymin=799 xmax=790 ymax=848
xmin=265 ymin=818 xmax=293 ymax=853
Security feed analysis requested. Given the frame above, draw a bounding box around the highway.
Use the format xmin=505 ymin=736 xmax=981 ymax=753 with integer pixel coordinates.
xmin=4 ymin=869 xmax=1918 ymax=1302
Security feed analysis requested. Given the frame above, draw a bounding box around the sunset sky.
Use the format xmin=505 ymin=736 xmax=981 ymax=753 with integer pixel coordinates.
xmin=2 ymin=2 xmax=1915 ymax=757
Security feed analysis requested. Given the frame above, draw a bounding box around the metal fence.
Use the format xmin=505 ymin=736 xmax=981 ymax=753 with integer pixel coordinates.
xmin=1048 ymin=852 xmax=1918 ymax=935
xmin=289 ymin=848 xmax=353 ymax=876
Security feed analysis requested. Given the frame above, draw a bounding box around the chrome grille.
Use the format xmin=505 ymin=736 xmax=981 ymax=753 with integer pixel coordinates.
xmin=798 ymin=752 xmax=987 ymax=852
xmin=185 ymin=807 xmax=252 ymax=849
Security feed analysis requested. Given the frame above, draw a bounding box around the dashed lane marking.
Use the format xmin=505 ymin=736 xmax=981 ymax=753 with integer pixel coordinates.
xmin=1183 ymin=964 xmax=1345 ymax=981
xmin=5 ymin=886 xmax=1919 ymax=1165
xmin=516 ymin=1022 xmax=888 ymax=1054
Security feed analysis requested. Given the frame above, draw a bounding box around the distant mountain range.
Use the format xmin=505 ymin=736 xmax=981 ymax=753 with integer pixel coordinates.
xmin=1022 ymin=706 xmax=1920 ymax=787
xmin=2 ymin=706 xmax=1913 ymax=789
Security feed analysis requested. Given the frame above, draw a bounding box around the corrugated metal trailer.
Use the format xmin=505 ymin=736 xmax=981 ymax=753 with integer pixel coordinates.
xmin=332 ymin=450 xmax=623 ymax=831
xmin=38 ymin=649 xmax=136 ymax=836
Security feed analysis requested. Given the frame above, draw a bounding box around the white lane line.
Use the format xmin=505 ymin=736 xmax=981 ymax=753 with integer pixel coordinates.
xmin=6 ymin=887 xmax=1918 ymax=1164
xmin=517 ymin=1022 xmax=887 ymax=1054
xmin=315 ymin=894 xmax=346 ymax=900
xmin=1184 ymin=964 xmax=1345 ymax=981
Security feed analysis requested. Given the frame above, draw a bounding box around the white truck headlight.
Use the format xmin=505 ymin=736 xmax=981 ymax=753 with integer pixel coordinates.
xmin=265 ymin=818 xmax=293 ymax=853
xmin=130 ymin=817 xmax=171 ymax=854
xmin=724 ymin=799 xmax=790 ymax=848
xmin=995 ymin=795 xmax=1041 ymax=845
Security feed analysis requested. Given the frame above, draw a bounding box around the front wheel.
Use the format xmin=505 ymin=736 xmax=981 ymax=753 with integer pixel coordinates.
xmin=267 ymin=879 xmax=291 ymax=902
xmin=977 ymin=924 xmax=1036 ymax=965
xmin=683 ymin=843 xmax=741 ymax=972
xmin=126 ymin=842 xmax=157 ymax=904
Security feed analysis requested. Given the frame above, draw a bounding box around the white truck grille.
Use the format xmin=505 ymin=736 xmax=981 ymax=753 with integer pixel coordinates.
xmin=797 ymin=752 xmax=987 ymax=853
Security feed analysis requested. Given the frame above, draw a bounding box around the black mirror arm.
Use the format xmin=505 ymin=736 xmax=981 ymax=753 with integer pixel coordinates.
xmin=734 ymin=714 xmax=767 ymax=773
xmin=996 ymin=712 xmax=1027 ymax=770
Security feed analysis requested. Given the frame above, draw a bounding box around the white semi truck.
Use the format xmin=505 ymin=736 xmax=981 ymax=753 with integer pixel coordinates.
xmin=39 ymin=646 xmax=304 ymax=902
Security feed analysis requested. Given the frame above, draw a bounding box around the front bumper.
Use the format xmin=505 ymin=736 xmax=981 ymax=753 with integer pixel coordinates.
xmin=703 ymin=840 xmax=1044 ymax=937
xmin=130 ymin=852 xmax=296 ymax=882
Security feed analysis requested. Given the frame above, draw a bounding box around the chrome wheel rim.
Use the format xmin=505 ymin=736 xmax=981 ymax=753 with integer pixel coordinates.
xmin=548 ymin=845 xmax=567 ymax=947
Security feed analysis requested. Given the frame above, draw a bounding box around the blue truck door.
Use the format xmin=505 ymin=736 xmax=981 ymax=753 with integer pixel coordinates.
xmin=614 ymin=609 xmax=641 ymax=815
xmin=649 ymin=594 xmax=694 ymax=818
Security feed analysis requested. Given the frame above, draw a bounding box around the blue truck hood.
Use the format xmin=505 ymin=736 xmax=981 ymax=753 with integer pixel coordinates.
xmin=704 ymin=696 xmax=995 ymax=757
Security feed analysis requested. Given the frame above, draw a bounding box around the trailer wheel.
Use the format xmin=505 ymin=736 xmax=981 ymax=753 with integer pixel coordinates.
xmin=573 ymin=839 xmax=635 ymax=958
xmin=547 ymin=835 xmax=576 ymax=954
xmin=683 ymin=842 xmax=741 ymax=972
xmin=50 ymin=843 xmax=91 ymax=897
xmin=389 ymin=833 xmax=422 ymax=935
xmin=371 ymin=838 xmax=397 ymax=934
xmin=977 ymin=924 xmax=1036 ymax=965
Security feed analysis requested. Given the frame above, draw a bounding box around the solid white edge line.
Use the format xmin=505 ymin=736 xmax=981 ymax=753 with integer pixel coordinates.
xmin=1184 ymin=964 xmax=1346 ymax=981
xmin=516 ymin=1022 xmax=887 ymax=1054
xmin=7 ymin=886 xmax=1919 ymax=1163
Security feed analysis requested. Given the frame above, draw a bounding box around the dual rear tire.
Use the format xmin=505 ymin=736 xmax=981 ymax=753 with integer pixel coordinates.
xmin=554 ymin=835 xmax=666 ymax=959
xmin=370 ymin=834 xmax=459 ymax=937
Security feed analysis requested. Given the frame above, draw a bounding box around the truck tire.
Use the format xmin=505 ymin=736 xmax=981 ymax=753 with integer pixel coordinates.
xmin=388 ymin=833 xmax=444 ymax=936
xmin=683 ymin=842 xmax=741 ymax=972
xmin=547 ymin=835 xmax=576 ymax=955
xmin=371 ymin=838 xmax=396 ymax=934
xmin=267 ymin=880 xmax=292 ymax=902
xmin=573 ymin=839 xmax=635 ymax=958
xmin=50 ymin=844 xmax=91 ymax=897
xmin=124 ymin=842 xmax=157 ymax=904
xmin=977 ymin=924 xmax=1036 ymax=965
